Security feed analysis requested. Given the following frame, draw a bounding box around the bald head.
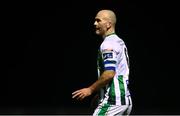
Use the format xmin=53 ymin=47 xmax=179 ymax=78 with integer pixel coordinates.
xmin=94 ymin=9 xmax=117 ymax=37
xmin=97 ymin=9 xmax=117 ymax=26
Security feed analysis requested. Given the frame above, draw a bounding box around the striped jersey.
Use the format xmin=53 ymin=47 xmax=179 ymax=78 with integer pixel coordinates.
xmin=97 ymin=33 xmax=131 ymax=106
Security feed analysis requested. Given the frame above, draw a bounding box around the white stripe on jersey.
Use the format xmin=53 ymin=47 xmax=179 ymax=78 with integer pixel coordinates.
xmin=104 ymin=63 xmax=116 ymax=68
xmin=114 ymin=76 xmax=121 ymax=105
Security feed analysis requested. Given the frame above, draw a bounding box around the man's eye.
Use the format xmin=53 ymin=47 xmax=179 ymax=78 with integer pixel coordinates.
xmin=95 ymin=19 xmax=100 ymax=22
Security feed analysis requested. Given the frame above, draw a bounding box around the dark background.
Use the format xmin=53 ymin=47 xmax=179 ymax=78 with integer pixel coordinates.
xmin=1 ymin=0 xmax=180 ymax=115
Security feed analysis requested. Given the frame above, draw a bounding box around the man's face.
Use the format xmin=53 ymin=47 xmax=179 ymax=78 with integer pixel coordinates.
xmin=94 ymin=13 xmax=108 ymax=36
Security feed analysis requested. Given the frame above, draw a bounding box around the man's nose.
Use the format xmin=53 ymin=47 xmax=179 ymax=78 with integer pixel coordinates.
xmin=94 ymin=21 xmax=97 ymax=26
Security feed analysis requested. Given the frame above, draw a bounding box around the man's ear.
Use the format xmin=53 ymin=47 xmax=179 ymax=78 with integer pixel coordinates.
xmin=106 ymin=21 xmax=111 ymax=29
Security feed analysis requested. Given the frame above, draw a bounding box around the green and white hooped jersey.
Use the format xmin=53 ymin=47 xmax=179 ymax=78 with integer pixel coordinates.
xmin=97 ymin=34 xmax=131 ymax=106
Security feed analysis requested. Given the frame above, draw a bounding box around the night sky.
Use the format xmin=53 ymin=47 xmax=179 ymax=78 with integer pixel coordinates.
xmin=2 ymin=0 xmax=180 ymax=115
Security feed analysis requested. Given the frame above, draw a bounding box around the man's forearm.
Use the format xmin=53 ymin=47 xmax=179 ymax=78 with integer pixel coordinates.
xmin=88 ymin=70 xmax=115 ymax=93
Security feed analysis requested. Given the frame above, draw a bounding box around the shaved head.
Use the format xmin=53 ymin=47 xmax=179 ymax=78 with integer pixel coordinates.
xmin=94 ymin=9 xmax=117 ymax=37
xmin=96 ymin=9 xmax=117 ymax=26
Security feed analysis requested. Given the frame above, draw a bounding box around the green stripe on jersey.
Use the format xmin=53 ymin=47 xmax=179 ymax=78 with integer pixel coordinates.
xmin=97 ymin=49 xmax=104 ymax=75
xmin=118 ymin=75 xmax=126 ymax=105
xmin=98 ymin=103 xmax=110 ymax=115
xmin=107 ymin=80 xmax=115 ymax=104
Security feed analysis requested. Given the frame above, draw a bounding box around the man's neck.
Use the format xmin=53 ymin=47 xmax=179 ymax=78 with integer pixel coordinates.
xmin=103 ymin=31 xmax=115 ymax=39
xmin=103 ymin=27 xmax=115 ymax=38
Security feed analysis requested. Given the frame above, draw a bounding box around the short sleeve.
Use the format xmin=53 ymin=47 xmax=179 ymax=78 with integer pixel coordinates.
xmin=101 ymin=42 xmax=117 ymax=71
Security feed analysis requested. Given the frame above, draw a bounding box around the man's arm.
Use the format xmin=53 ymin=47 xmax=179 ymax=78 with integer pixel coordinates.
xmin=89 ymin=70 xmax=115 ymax=93
xmin=72 ymin=70 xmax=115 ymax=101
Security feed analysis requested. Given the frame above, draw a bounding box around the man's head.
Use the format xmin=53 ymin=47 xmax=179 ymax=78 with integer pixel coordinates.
xmin=94 ymin=9 xmax=117 ymax=38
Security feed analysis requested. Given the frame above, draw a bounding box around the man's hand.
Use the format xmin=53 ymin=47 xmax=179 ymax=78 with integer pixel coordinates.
xmin=72 ymin=88 xmax=92 ymax=101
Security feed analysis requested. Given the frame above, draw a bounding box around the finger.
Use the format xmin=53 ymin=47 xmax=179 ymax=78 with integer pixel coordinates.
xmin=72 ymin=90 xmax=80 ymax=95
xmin=79 ymin=95 xmax=85 ymax=101
xmin=72 ymin=92 xmax=81 ymax=99
xmin=77 ymin=93 xmax=85 ymax=100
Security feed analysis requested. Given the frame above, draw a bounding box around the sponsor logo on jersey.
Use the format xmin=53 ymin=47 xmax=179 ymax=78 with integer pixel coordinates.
xmin=103 ymin=52 xmax=113 ymax=60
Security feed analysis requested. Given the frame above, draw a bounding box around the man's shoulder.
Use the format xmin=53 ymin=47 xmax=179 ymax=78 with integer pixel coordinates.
xmin=104 ymin=36 xmax=124 ymax=46
xmin=105 ymin=34 xmax=123 ymax=43
xmin=101 ymin=40 xmax=120 ymax=51
xmin=101 ymin=35 xmax=125 ymax=52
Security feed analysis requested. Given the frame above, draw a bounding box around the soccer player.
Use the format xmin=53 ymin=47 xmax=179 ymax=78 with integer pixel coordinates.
xmin=72 ymin=9 xmax=132 ymax=116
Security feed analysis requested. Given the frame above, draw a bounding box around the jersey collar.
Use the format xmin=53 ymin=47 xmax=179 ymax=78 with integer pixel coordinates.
xmin=105 ymin=33 xmax=116 ymax=38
